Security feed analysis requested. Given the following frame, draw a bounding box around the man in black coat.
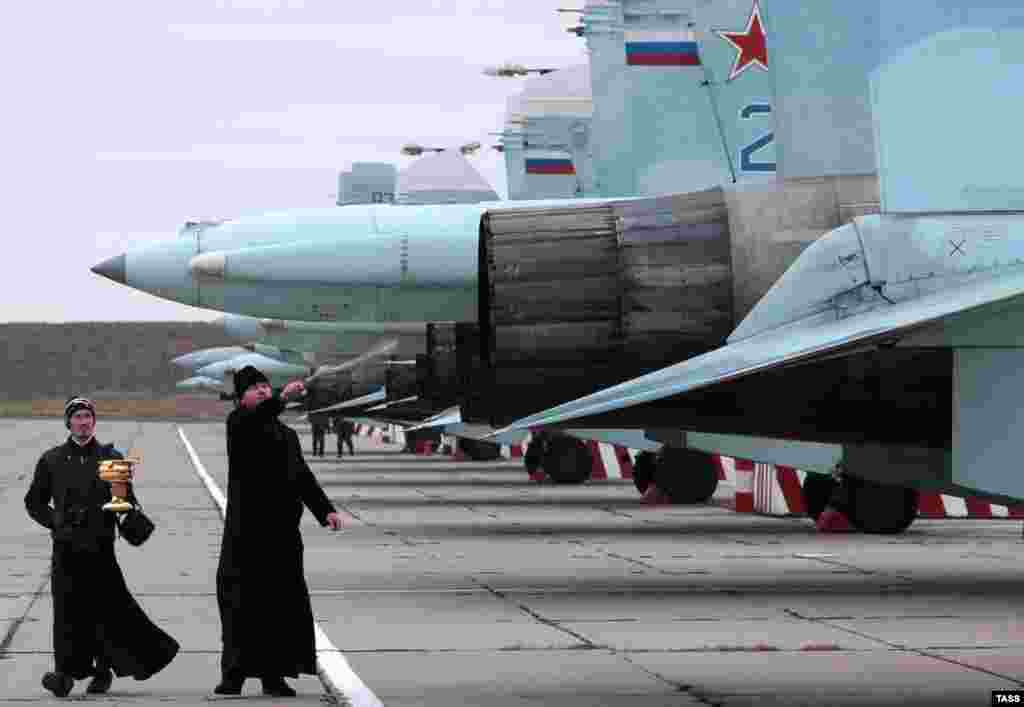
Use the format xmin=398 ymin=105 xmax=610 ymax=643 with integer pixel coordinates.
xmin=310 ymin=413 xmax=328 ymax=457
xmin=25 ymin=396 xmax=180 ymax=698
xmin=216 ymin=366 xmax=345 ymax=698
xmin=332 ymin=416 xmax=355 ymax=457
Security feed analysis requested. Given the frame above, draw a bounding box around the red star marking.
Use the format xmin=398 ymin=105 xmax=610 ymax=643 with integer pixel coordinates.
xmin=714 ymin=0 xmax=768 ymax=82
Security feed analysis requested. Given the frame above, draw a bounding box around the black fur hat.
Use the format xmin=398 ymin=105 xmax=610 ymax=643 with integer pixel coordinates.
xmin=233 ymin=365 xmax=270 ymax=397
xmin=64 ymin=396 xmax=96 ymax=429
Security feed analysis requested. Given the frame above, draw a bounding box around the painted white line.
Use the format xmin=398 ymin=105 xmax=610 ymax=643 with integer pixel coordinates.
xmin=176 ymin=426 xmax=383 ymax=707
xmin=176 ymin=427 xmax=226 ymax=511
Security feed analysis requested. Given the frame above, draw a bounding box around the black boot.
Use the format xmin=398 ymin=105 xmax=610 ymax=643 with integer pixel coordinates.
xmin=261 ymin=676 xmax=297 ymax=697
xmin=214 ymin=671 xmax=244 ymax=695
xmin=42 ymin=671 xmax=74 ymax=698
xmin=86 ymin=667 xmax=113 ymax=694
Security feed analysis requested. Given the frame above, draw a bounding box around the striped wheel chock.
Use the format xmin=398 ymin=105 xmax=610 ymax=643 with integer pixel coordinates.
xmin=917 ymin=493 xmax=1024 ymax=519
xmin=713 ymin=455 xmax=733 ymax=483
xmin=584 ymin=440 xmax=635 ymax=481
xmin=733 ymin=458 xmax=755 ymax=513
xmin=500 ymin=442 xmax=525 ymax=459
xmin=753 ymin=464 xmax=806 ymax=516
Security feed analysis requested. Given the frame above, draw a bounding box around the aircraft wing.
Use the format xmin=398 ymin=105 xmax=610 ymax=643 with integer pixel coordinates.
xmin=403 ymin=406 xmax=462 ymax=431
xmin=365 ymin=395 xmax=419 ymax=412
xmin=495 ymin=265 xmax=1024 ymax=435
xmin=307 ymin=388 xmax=387 ymax=415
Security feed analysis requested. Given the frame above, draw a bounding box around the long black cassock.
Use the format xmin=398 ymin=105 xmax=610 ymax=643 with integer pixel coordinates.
xmin=217 ymin=394 xmax=337 ymax=679
xmin=24 ymin=438 xmax=180 ymax=681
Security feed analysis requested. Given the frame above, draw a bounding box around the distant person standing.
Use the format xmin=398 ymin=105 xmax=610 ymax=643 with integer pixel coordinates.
xmin=25 ymin=397 xmax=179 ymax=698
xmin=310 ymin=413 xmax=327 ymax=457
xmin=332 ymin=416 xmax=355 ymax=457
xmin=216 ymin=366 xmax=346 ymax=698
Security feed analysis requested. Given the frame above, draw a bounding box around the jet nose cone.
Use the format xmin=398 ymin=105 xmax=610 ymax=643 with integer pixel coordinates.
xmin=91 ymin=254 xmax=126 ymax=284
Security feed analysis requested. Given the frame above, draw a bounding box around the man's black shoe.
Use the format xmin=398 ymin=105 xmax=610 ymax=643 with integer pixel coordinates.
xmin=42 ymin=672 xmax=74 ymax=698
xmin=213 ymin=675 xmax=244 ymax=695
xmin=261 ymin=677 xmax=297 ymax=697
xmin=86 ymin=668 xmax=113 ymax=694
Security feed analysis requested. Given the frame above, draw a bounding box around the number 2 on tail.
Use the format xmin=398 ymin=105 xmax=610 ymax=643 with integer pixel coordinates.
xmin=739 ymin=103 xmax=776 ymax=173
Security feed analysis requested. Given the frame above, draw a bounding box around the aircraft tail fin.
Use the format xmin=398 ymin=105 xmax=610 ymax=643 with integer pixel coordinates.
xmin=872 ymin=22 xmax=1024 ymax=213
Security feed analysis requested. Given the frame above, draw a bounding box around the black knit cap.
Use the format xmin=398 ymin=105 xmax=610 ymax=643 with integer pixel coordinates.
xmin=64 ymin=396 xmax=96 ymax=429
xmin=233 ymin=365 xmax=270 ymax=397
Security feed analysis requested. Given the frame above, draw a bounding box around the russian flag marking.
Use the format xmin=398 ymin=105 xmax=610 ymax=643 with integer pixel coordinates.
xmin=525 ymin=156 xmax=575 ymax=175
xmin=625 ymin=31 xmax=701 ymax=66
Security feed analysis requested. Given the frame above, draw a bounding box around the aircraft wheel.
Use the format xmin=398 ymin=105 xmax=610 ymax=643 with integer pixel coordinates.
xmin=801 ymin=473 xmax=837 ymax=521
xmin=633 ymin=451 xmax=656 ymax=494
xmin=524 ymin=436 xmax=545 ymax=475
xmin=847 ymin=477 xmax=918 ymax=534
xmin=653 ymin=447 xmax=718 ymax=503
xmin=458 ymin=438 xmax=501 ymax=461
xmin=542 ymin=435 xmax=590 ymax=484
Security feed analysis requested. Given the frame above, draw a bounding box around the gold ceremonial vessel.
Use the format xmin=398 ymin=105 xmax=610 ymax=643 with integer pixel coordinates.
xmin=97 ymin=451 xmax=141 ymax=513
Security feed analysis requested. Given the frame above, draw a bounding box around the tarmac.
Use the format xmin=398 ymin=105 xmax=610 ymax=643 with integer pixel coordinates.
xmin=2 ymin=417 xmax=1024 ymax=706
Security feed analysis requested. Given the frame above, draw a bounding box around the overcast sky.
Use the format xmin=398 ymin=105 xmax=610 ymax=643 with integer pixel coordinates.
xmin=1 ymin=0 xmax=586 ymax=322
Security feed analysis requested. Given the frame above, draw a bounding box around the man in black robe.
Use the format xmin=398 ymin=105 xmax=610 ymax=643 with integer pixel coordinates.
xmin=310 ymin=413 xmax=327 ymax=457
xmin=332 ymin=416 xmax=355 ymax=457
xmin=216 ymin=366 xmax=345 ymax=698
xmin=25 ymin=396 xmax=179 ymax=698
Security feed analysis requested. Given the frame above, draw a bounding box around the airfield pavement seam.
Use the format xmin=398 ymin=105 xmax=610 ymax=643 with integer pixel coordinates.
xmin=0 ymin=574 xmax=50 ymax=659
xmin=470 ymin=577 xmax=597 ymax=649
xmin=175 ymin=425 xmax=383 ymax=707
xmin=473 ymin=579 xmax=721 ymax=705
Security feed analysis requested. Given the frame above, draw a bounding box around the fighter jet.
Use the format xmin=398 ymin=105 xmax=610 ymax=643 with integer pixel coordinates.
xmin=175 ymin=376 xmax=225 ymax=394
xmin=217 ymin=314 xmax=427 ymax=366
xmin=172 ymin=343 xmax=310 ymax=370
xmin=495 ymin=8 xmax=1024 ymax=533
xmin=170 ymin=346 xmax=249 ymax=371
xmin=195 ymin=351 xmax=309 ymax=382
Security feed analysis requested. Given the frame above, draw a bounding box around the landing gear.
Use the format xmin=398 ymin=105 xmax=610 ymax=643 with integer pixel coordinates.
xmin=457 ymin=437 xmax=501 ymax=461
xmin=806 ymin=469 xmax=917 ymax=534
xmin=651 ymin=447 xmax=718 ymax=504
xmin=846 ymin=476 xmax=918 ymax=534
xmin=522 ymin=432 xmax=590 ymax=484
xmin=524 ymin=434 xmax=544 ymax=476
xmin=633 ymin=451 xmax=657 ymax=494
xmin=541 ymin=435 xmax=590 ymax=484
xmin=801 ymin=473 xmax=837 ymax=522
xmin=404 ymin=429 xmax=441 ymax=454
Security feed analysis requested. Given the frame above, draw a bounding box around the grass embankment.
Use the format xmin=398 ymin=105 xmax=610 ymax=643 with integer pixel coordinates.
xmin=0 ymin=397 xmax=230 ymax=419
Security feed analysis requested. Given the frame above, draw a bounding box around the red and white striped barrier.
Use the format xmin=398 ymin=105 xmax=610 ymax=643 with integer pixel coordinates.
xmin=721 ymin=457 xmax=1024 ymax=520
xmin=713 ymin=455 xmax=735 ymax=484
xmin=753 ymin=464 xmax=806 ymax=517
xmin=500 ymin=441 xmax=525 ymax=459
xmin=917 ymin=493 xmax=1024 ymax=519
xmin=356 ymin=424 xmax=384 ymax=442
xmin=732 ymin=458 xmax=755 ymax=513
xmin=584 ymin=440 xmax=634 ymax=481
xmin=390 ymin=425 xmax=404 ymax=447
